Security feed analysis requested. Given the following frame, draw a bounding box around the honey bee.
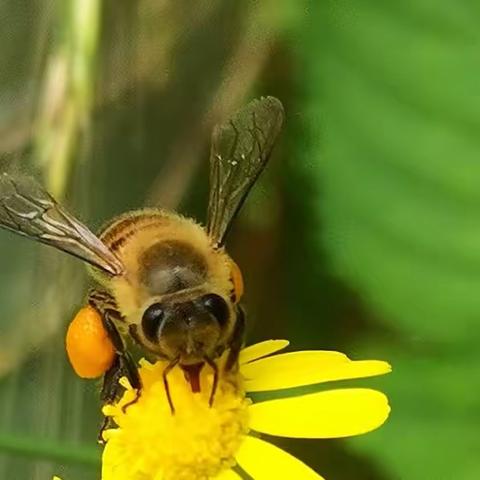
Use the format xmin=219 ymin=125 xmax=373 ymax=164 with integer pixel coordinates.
xmin=0 ymin=97 xmax=284 ymax=420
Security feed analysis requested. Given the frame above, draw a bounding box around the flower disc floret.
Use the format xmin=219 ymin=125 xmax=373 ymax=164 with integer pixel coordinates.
xmin=102 ymin=360 xmax=250 ymax=480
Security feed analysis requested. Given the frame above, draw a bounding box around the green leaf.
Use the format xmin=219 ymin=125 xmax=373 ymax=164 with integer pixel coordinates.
xmin=298 ymin=0 xmax=480 ymax=478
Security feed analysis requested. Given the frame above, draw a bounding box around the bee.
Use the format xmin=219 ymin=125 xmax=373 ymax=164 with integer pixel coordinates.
xmin=0 ymin=97 xmax=284 ymax=421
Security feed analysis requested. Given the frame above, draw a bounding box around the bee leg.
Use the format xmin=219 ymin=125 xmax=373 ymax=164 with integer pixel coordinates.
xmin=225 ymin=306 xmax=246 ymax=372
xmin=204 ymin=356 xmax=219 ymax=407
xmin=100 ymin=355 xmax=122 ymax=404
xmin=88 ymin=290 xmax=142 ymax=411
xmin=98 ymin=417 xmax=112 ymax=445
xmin=97 ymin=348 xmax=141 ymax=442
xmin=163 ymin=357 xmax=180 ymax=414
xmin=102 ymin=313 xmax=142 ymax=413
xmin=98 ymin=356 xmax=123 ymax=444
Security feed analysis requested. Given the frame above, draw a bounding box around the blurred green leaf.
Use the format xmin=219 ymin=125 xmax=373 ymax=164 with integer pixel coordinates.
xmin=299 ymin=0 xmax=480 ymax=478
xmin=0 ymin=434 xmax=98 ymax=465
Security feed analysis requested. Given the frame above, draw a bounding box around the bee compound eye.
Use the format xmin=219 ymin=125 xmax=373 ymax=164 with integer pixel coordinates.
xmin=142 ymin=303 xmax=165 ymax=342
xmin=202 ymin=294 xmax=229 ymax=326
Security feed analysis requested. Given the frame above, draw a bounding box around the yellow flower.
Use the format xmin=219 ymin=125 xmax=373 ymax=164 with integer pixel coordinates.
xmin=102 ymin=340 xmax=391 ymax=480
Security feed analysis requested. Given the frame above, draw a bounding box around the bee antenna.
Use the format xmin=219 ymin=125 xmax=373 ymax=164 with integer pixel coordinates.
xmin=163 ymin=358 xmax=180 ymax=414
xmin=204 ymin=356 xmax=219 ymax=407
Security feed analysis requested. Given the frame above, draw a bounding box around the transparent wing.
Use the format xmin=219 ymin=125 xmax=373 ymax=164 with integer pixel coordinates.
xmin=0 ymin=173 xmax=124 ymax=275
xmin=207 ymin=96 xmax=284 ymax=245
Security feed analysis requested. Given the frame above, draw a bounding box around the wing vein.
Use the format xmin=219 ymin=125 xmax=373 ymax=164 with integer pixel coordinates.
xmin=206 ymin=97 xmax=284 ymax=244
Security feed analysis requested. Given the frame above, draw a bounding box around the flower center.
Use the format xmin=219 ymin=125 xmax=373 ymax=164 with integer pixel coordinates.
xmin=102 ymin=359 xmax=250 ymax=480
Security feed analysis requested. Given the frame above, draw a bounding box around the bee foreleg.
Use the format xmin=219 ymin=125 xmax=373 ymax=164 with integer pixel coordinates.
xmin=225 ymin=306 xmax=245 ymax=371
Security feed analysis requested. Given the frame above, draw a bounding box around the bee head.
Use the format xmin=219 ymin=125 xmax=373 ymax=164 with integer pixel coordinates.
xmin=140 ymin=293 xmax=231 ymax=363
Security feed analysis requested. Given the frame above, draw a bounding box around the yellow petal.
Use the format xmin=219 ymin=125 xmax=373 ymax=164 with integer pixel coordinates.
xmin=235 ymin=435 xmax=324 ymax=479
xmin=215 ymin=468 xmax=243 ymax=479
xmin=242 ymin=350 xmax=391 ymax=391
xmin=249 ymin=388 xmax=390 ymax=438
xmin=240 ymin=340 xmax=290 ymax=365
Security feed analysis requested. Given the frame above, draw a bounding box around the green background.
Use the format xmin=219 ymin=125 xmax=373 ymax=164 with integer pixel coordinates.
xmin=0 ymin=0 xmax=477 ymax=478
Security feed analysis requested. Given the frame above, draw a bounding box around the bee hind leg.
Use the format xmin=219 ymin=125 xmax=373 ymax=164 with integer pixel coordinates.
xmin=88 ymin=290 xmax=142 ymax=439
xmin=101 ymin=311 xmax=142 ymax=411
xmin=98 ymin=356 xmax=122 ymax=444
xmin=97 ymin=318 xmax=142 ymax=443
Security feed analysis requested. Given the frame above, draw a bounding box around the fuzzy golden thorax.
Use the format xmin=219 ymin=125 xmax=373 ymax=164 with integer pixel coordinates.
xmin=89 ymin=209 xmax=237 ymax=363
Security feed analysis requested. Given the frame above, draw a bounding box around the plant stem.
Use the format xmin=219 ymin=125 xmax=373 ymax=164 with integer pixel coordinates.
xmin=0 ymin=433 xmax=100 ymax=466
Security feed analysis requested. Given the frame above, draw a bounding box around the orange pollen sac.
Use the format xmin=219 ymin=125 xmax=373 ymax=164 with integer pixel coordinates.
xmin=230 ymin=258 xmax=244 ymax=303
xmin=65 ymin=305 xmax=116 ymax=379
